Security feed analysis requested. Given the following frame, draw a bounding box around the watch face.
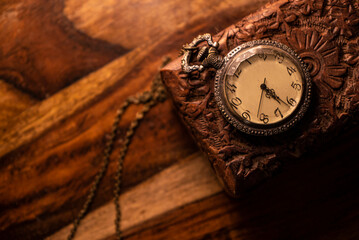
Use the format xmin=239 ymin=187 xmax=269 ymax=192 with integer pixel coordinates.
xmin=215 ymin=40 xmax=311 ymax=136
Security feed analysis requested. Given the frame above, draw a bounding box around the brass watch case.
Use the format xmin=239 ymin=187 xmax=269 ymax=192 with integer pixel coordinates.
xmin=214 ymin=40 xmax=312 ymax=136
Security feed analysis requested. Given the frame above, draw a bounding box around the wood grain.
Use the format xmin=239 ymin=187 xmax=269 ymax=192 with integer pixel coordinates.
xmin=0 ymin=0 xmax=123 ymax=98
xmin=0 ymin=44 xmax=154 ymax=157
xmin=0 ymin=80 xmax=37 ymax=130
xmin=47 ymin=153 xmax=221 ymax=240
xmin=64 ymin=0 xmax=261 ymax=49
xmin=0 ymin=0 xmax=358 ymax=239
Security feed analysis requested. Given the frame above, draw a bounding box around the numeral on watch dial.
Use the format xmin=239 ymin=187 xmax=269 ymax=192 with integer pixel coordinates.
xmin=230 ymin=97 xmax=242 ymax=109
xmin=226 ymin=82 xmax=237 ymax=93
xmin=287 ymin=97 xmax=297 ymax=106
xmin=287 ymin=66 xmax=296 ymax=76
xmin=274 ymin=52 xmax=284 ymax=63
xmin=233 ymin=69 xmax=242 ymax=78
xmin=259 ymin=113 xmax=269 ymax=124
xmin=242 ymin=110 xmax=251 ymax=120
xmin=258 ymin=52 xmax=267 ymax=61
xmin=274 ymin=107 xmax=283 ymax=118
xmin=291 ymin=82 xmax=301 ymax=91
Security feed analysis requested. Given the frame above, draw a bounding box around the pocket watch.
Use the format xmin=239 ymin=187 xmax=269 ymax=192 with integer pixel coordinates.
xmin=161 ymin=0 xmax=357 ymax=197
xmin=182 ymin=37 xmax=311 ymax=136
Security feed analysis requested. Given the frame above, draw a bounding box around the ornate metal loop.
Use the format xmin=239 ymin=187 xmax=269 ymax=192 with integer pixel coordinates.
xmin=181 ymin=33 xmax=223 ymax=73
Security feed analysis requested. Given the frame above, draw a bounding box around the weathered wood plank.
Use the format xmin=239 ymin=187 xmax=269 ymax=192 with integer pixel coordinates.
xmin=0 ymin=0 xmax=123 ymax=98
xmin=0 ymin=41 xmax=199 ymax=238
xmin=0 ymin=47 xmax=188 ymax=227
xmin=64 ymin=0 xmax=266 ymax=49
xmin=0 ymin=99 xmax=198 ymax=240
xmin=47 ymin=153 xmax=221 ymax=240
xmin=0 ymin=45 xmax=151 ymax=158
xmin=0 ymin=80 xmax=37 ymax=130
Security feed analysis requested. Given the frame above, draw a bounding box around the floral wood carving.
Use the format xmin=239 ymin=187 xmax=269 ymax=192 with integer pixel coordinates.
xmin=161 ymin=0 xmax=359 ymax=197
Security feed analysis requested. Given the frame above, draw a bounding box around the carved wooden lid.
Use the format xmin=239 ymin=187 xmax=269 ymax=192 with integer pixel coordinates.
xmin=161 ymin=0 xmax=359 ymax=197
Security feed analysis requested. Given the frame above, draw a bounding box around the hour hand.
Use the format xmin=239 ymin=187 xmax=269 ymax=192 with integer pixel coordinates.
xmin=261 ymin=83 xmax=280 ymax=103
xmin=265 ymin=88 xmax=281 ymax=104
xmin=262 ymin=83 xmax=290 ymax=107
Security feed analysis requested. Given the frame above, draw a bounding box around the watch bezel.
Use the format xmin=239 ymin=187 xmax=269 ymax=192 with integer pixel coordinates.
xmin=214 ymin=39 xmax=312 ymax=136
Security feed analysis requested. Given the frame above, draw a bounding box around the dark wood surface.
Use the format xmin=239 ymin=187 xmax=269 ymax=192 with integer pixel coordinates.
xmin=0 ymin=0 xmax=358 ymax=240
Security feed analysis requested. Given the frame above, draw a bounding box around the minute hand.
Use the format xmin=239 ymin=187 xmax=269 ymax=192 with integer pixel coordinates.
xmin=276 ymin=94 xmax=290 ymax=107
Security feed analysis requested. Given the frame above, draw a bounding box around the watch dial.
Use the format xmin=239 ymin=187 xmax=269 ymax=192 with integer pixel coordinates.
xmin=224 ymin=46 xmax=304 ymax=126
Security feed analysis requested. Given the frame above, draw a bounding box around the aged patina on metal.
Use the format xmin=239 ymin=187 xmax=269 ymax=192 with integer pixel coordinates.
xmin=181 ymin=33 xmax=223 ymax=73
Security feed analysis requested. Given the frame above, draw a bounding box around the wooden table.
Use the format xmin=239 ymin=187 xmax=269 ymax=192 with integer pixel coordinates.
xmin=1 ymin=0 xmax=359 ymax=239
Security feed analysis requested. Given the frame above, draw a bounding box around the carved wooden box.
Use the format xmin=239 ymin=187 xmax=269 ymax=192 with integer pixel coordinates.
xmin=161 ymin=0 xmax=359 ymax=197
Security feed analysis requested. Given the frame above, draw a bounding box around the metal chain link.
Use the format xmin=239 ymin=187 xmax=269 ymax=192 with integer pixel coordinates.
xmin=67 ymin=57 xmax=170 ymax=240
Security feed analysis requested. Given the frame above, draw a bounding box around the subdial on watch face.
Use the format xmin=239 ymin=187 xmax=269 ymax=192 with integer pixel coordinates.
xmin=224 ymin=49 xmax=304 ymax=126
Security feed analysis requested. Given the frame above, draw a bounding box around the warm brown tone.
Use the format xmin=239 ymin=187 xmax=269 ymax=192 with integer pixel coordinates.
xmin=162 ymin=0 xmax=359 ymax=197
xmin=0 ymin=1 xmax=358 ymax=240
